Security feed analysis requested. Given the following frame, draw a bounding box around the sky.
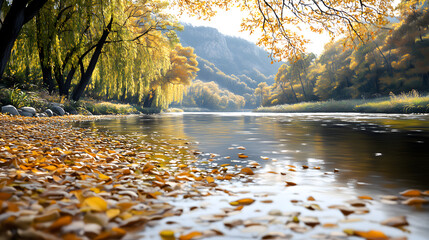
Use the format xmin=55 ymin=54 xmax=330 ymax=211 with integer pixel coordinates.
xmin=174 ymin=7 xmax=331 ymax=56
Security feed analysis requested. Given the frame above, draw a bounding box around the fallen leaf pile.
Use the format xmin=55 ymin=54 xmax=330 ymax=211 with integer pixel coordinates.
xmin=0 ymin=114 xmax=428 ymax=240
xmin=0 ymin=115 xmax=259 ymax=239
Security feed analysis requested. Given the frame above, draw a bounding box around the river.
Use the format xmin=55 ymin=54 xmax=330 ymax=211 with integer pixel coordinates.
xmin=76 ymin=112 xmax=429 ymax=239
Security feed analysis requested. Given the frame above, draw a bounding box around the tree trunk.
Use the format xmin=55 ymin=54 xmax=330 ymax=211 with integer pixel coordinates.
xmin=290 ymin=83 xmax=299 ymax=103
xmin=71 ymin=17 xmax=113 ymax=101
xmin=0 ymin=0 xmax=47 ymax=80
xmin=297 ymin=74 xmax=308 ymax=101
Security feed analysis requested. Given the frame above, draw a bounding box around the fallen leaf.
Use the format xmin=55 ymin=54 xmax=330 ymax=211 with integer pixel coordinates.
xmin=49 ymin=215 xmax=72 ymax=231
xmin=160 ymin=229 xmax=175 ymax=240
xmin=358 ymin=195 xmax=373 ymax=200
xmin=285 ymin=181 xmax=297 ymax=186
xmin=354 ymin=230 xmax=388 ymax=240
xmin=238 ymin=153 xmax=248 ymax=158
xmin=401 ymin=197 xmax=429 ymax=206
xmin=179 ymin=231 xmax=203 ymax=240
xmin=400 ymin=189 xmax=421 ymax=197
xmin=82 ymin=196 xmax=108 ymax=212
xmin=381 ymin=216 xmax=409 ymax=228
xmin=240 ymin=167 xmax=254 ymax=175
xmin=230 ymin=198 xmax=255 ymax=206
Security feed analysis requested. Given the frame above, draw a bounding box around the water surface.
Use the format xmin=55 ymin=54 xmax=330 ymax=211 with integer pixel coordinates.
xmin=76 ymin=112 xmax=429 ymax=239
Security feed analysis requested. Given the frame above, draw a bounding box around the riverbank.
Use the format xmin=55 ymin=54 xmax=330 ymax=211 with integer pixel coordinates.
xmin=0 ymin=114 xmax=280 ymax=239
xmin=0 ymin=88 xmax=161 ymax=116
xmin=2 ymin=114 xmax=428 ymax=239
xmin=255 ymin=91 xmax=429 ymax=113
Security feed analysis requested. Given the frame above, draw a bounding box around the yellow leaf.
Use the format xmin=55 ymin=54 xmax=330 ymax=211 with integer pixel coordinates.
xmin=98 ymin=174 xmax=110 ymax=181
xmin=82 ymin=196 xmax=107 ymax=212
xmin=106 ymin=209 xmax=121 ymax=220
xmin=178 ymin=164 xmax=188 ymax=168
xmin=206 ymin=176 xmax=214 ymax=183
xmin=160 ymin=230 xmax=175 ymax=240
xmin=230 ymin=198 xmax=255 ymax=206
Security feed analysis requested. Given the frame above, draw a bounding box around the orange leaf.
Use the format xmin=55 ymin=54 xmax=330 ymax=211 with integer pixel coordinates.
xmin=43 ymin=165 xmax=57 ymax=171
xmin=230 ymin=198 xmax=255 ymax=206
xmin=240 ymin=167 xmax=254 ymax=175
xmin=286 ymin=181 xmax=297 ymax=186
xmin=206 ymin=176 xmax=214 ymax=183
xmin=400 ymin=189 xmax=421 ymax=197
xmin=354 ymin=230 xmax=388 ymax=239
xmin=0 ymin=192 xmax=12 ymax=201
xmin=98 ymin=173 xmax=110 ymax=181
xmin=49 ymin=215 xmax=72 ymax=231
xmin=179 ymin=231 xmax=203 ymax=240
xmin=358 ymin=195 xmax=373 ymax=200
xmin=238 ymin=153 xmax=248 ymax=158
xmin=53 ymin=175 xmax=62 ymax=183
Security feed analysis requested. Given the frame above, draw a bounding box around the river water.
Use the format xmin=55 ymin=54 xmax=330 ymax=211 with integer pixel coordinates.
xmin=76 ymin=112 xmax=429 ymax=239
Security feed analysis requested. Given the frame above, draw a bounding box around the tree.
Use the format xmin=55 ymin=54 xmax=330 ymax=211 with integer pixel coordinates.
xmin=0 ymin=0 xmax=47 ymax=80
xmin=254 ymin=82 xmax=270 ymax=106
xmin=174 ymin=0 xmax=393 ymax=60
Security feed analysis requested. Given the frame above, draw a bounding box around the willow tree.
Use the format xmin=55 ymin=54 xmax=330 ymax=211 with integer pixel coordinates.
xmin=0 ymin=0 xmax=47 ymax=81
xmin=174 ymin=0 xmax=393 ymax=60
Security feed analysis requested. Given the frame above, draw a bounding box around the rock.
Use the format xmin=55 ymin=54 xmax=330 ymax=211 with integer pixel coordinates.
xmin=44 ymin=109 xmax=53 ymax=117
xmin=1 ymin=105 xmax=19 ymax=116
xmin=35 ymin=113 xmax=47 ymax=117
xmin=18 ymin=109 xmax=34 ymax=117
xmin=50 ymin=106 xmax=65 ymax=116
xmin=20 ymin=107 xmax=36 ymax=116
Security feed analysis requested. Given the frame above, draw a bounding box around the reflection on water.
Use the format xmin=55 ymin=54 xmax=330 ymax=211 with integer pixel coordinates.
xmin=79 ymin=113 xmax=429 ymax=190
xmin=75 ymin=112 xmax=429 ymax=239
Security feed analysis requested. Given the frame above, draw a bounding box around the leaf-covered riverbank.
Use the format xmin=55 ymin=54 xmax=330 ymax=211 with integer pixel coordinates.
xmin=0 ymin=115 xmax=428 ymax=240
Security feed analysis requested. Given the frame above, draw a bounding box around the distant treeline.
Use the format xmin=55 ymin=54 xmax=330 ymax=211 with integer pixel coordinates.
xmin=262 ymin=4 xmax=429 ymax=107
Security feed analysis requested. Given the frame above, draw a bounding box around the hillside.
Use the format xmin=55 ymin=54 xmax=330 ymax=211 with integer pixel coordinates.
xmin=177 ymin=24 xmax=282 ymax=87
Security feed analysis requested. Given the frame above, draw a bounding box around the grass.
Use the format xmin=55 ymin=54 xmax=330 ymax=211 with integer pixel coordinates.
xmin=256 ymin=91 xmax=429 ymax=114
xmin=84 ymin=101 xmax=139 ymax=115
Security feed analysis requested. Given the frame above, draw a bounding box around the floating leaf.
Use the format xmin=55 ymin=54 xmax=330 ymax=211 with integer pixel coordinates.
xmin=358 ymin=195 xmax=373 ymax=200
xmin=237 ymin=146 xmax=246 ymax=150
xmin=240 ymin=167 xmax=254 ymax=175
xmin=400 ymin=189 xmax=421 ymax=197
xmin=285 ymin=181 xmax=297 ymax=186
xmin=160 ymin=229 xmax=175 ymax=240
xmin=354 ymin=230 xmax=388 ymax=239
xmin=179 ymin=231 xmax=203 ymax=240
xmin=206 ymin=176 xmax=214 ymax=183
xmin=381 ymin=216 xmax=409 ymax=228
xmin=401 ymin=197 xmax=429 ymax=206
xmin=230 ymin=198 xmax=255 ymax=206
xmin=82 ymin=196 xmax=108 ymax=212
xmin=238 ymin=153 xmax=248 ymax=158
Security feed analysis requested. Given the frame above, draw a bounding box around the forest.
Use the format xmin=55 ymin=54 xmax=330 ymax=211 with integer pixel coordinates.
xmin=0 ymin=0 xmax=428 ymax=112
xmin=261 ymin=2 xmax=429 ymax=108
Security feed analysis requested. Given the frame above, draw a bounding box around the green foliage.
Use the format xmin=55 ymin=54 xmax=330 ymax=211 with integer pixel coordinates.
xmin=1 ymin=88 xmax=31 ymax=108
xmin=256 ymin=91 xmax=429 ymax=113
xmin=178 ymin=80 xmax=245 ymax=111
xmin=84 ymin=102 xmax=138 ymax=115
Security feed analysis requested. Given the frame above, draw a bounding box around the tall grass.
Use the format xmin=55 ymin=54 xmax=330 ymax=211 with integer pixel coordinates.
xmin=256 ymin=90 xmax=429 ymax=113
xmin=85 ymin=101 xmax=139 ymax=115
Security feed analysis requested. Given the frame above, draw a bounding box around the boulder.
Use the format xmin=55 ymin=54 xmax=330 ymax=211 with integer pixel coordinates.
xmin=20 ymin=107 xmax=36 ymax=117
xmin=50 ymin=106 xmax=65 ymax=116
xmin=45 ymin=109 xmax=53 ymax=117
xmin=1 ymin=105 xmax=20 ymax=116
xmin=18 ymin=109 xmax=33 ymax=117
xmin=36 ymin=113 xmax=48 ymax=118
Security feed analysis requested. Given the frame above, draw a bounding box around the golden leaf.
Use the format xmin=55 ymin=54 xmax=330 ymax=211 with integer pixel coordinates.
xmin=106 ymin=209 xmax=121 ymax=220
xmin=82 ymin=196 xmax=108 ymax=212
xmin=49 ymin=215 xmax=72 ymax=231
